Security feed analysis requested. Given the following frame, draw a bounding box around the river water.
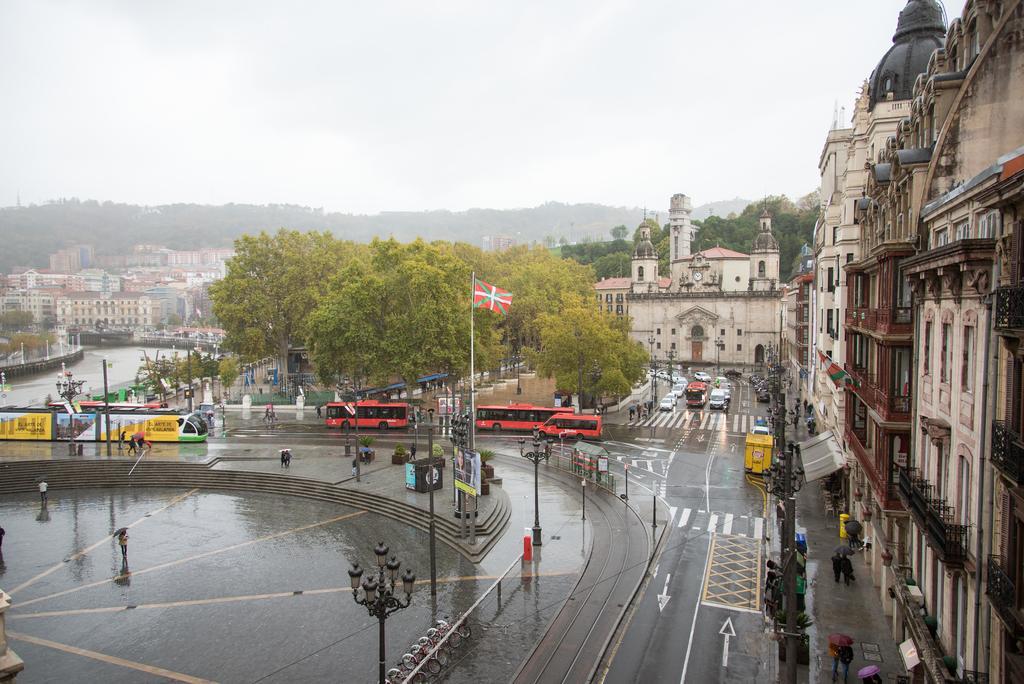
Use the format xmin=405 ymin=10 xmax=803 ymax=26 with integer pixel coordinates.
xmin=0 ymin=346 xmax=167 ymax=407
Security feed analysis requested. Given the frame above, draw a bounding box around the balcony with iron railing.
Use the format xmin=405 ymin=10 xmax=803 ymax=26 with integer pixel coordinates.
xmin=897 ymin=467 xmax=968 ymax=565
xmin=995 ymin=285 xmax=1024 ymax=331
xmin=987 ymin=555 xmax=1024 ymax=638
xmin=992 ymin=421 xmax=1024 ymax=485
xmin=844 ymin=365 xmax=911 ymax=423
xmin=845 ymin=306 xmax=912 ymax=337
xmin=845 ymin=425 xmax=903 ymax=510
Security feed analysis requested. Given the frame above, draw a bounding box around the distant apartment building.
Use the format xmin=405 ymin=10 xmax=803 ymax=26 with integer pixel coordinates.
xmin=483 ymin=235 xmax=516 ymax=252
xmin=0 ymin=288 xmax=59 ymax=324
xmin=56 ymin=292 xmax=157 ymax=329
xmin=7 ymin=269 xmax=72 ymax=290
xmin=785 ymin=272 xmax=814 ymax=402
xmin=48 ymin=245 xmax=94 ymax=273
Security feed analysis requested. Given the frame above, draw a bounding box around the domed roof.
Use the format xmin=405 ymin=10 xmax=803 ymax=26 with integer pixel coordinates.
xmin=634 ymin=227 xmax=657 ymax=259
xmin=869 ymin=0 xmax=945 ymax=108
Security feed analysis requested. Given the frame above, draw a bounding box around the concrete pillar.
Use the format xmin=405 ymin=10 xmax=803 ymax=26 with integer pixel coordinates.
xmin=296 ymin=395 xmax=305 ymax=410
xmin=0 ymin=590 xmax=25 ymax=682
xmin=242 ymin=394 xmax=252 ymax=409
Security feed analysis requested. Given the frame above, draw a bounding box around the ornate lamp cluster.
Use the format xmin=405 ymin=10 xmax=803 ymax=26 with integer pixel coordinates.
xmin=519 ymin=426 xmax=552 ymax=545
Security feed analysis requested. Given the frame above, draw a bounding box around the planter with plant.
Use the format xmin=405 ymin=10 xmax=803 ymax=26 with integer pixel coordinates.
xmin=358 ymin=436 xmax=375 ymax=463
xmin=392 ymin=444 xmax=408 ymax=465
xmin=774 ymin=610 xmax=813 ymax=665
xmin=432 ymin=443 xmax=445 ymax=467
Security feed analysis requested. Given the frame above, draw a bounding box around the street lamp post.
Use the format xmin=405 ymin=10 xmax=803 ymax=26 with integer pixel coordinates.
xmin=427 ymin=408 xmax=438 ymax=596
xmin=762 ymin=345 xmax=805 ymax=684
xmin=647 ymin=335 xmax=657 ymax=408
xmin=715 ymin=338 xmax=725 ymax=377
xmin=519 ymin=427 xmax=551 ymax=546
xmin=666 ymin=348 xmax=676 ymax=381
xmin=348 ymin=542 xmax=416 ymax=684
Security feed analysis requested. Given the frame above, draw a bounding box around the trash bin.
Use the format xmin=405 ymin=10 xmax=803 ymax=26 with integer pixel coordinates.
xmin=839 ymin=513 xmax=850 ymax=538
xmin=795 ymin=532 xmax=807 ymax=554
xmin=411 ymin=458 xmax=443 ymax=493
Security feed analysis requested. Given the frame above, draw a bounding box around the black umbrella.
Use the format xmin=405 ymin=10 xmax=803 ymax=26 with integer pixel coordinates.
xmin=833 ymin=544 xmax=854 ymax=557
xmin=844 ymin=519 xmax=863 ymax=536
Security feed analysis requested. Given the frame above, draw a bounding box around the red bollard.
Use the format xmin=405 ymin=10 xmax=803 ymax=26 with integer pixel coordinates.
xmin=523 ymin=528 xmax=533 ymax=562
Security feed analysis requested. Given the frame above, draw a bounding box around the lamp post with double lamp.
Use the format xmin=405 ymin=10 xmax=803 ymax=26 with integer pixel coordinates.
xmin=519 ymin=427 xmax=551 ymax=546
xmin=715 ymin=338 xmax=726 ymax=378
xmin=666 ymin=348 xmax=676 ymax=382
xmin=348 ymin=542 xmax=416 ymax=684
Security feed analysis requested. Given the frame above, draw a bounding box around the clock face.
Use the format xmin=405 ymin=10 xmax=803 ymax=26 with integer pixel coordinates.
xmin=692 ymin=271 xmax=703 ymax=281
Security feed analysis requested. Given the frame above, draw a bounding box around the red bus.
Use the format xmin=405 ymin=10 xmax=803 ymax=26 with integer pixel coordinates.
xmin=324 ymin=401 xmax=410 ymax=430
xmin=475 ymin=404 xmax=571 ymax=432
xmin=537 ymin=413 xmax=602 ymax=440
xmin=685 ymin=382 xmax=708 ymax=408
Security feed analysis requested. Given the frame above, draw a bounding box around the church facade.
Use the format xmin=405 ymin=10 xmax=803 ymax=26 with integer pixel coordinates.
xmin=618 ymin=193 xmax=783 ymax=368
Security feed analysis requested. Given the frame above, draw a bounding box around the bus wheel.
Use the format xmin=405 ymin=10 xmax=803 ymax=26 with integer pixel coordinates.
xmin=492 ymin=424 xmax=502 ymax=433
xmin=574 ymin=433 xmax=584 ymax=441
xmin=379 ymin=422 xmax=388 ymax=430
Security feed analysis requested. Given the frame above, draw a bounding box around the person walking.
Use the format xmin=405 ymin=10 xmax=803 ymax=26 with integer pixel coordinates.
xmin=829 ymin=641 xmax=842 ymax=682
xmin=628 ymin=405 xmax=635 ymax=422
xmin=126 ymin=435 xmax=137 ymax=456
xmin=38 ymin=479 xmax=48 ymax=504
xmin=837 ymin=644 xmax=854 ymax=682
xmin=119 ymin=430 xmax=127 ymax=452
xmin=831 ymin=553 xmax=843 ymax=583
xmin=117 ymin=528 xmax=129 ymax=563
xmin=0 ymin=524 xmax=5 ymax=552
xmin=316 ymin=404 xmax=322 ymax=419
xmin=840 ymin=555 xmax=855 ymax=586
xmin=351 ymin=458 xmax=358 ymax=478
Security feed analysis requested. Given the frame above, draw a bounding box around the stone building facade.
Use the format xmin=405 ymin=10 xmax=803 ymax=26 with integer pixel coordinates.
xmin=616 ymin=194 xmax=783 ymax=368
xmin=56 ymin=292 xmax=158 ymax=329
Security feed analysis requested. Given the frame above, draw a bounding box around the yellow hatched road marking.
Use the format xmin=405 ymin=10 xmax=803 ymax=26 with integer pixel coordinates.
xmin=15 ymin=510 xmax=368 ymax=609
xmin=10 ymin=488 xmax=200 ymax=597
xmin=8 ymin=631 xmax=216 ymax=684
xmin=701 ymin=533 xmax=762 ymax=613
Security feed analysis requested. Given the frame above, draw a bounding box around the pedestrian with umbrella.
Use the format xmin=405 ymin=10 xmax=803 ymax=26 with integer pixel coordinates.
xmin=834 ymin=543 xmax=855 ymax=557
xmin=844 ymin=519 xmax=864 ymax=549
xmin=828 ymin=634 xmax=854 ymax=681
xmin=840 ymin=554 xmax=856 ymax=585
xmin=831 ymin=552 xmax=843 ymax=582
xmin=115 ymin=527 xmax=129 ymax=564
xmin=857 ymin=665 xmax=883 ymax=683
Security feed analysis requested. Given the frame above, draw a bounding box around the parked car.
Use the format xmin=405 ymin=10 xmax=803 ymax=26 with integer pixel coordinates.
xmin=693 ymin=371 xmax=712 ymax=382
xmin=672 ymin=381 xmax=688 ymax=395
xmin=659 ymin=395 xmax=677 ymax=411
xmin=756 ymin=388 xmax=771 ymax=402
xmin=708 ymin=389 xmax=729 ymax=410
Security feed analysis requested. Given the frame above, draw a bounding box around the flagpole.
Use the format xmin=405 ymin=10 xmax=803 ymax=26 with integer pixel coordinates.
xmin=469 ymin=271 xmax=476 ymax=451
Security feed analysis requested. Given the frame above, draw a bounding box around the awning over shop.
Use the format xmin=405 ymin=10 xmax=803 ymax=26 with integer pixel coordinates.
xmin=798 ymin=431 xmax=845 ymax=482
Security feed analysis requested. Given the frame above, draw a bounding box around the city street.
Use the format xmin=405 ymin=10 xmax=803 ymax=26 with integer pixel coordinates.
xmin=600 ymin=378 xmax=774 ymax=683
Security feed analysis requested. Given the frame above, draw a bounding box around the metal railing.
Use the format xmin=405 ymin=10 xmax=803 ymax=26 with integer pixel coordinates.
xmin=992 ymin=421 xmax=1024 ymax=485
xmin=996 ymin=285 xmax=1024 ymax=330
xmin=986 ymin=555 xmax=1024 ymax=637
xmin=897 ymin=467 xmax=967 ymax=563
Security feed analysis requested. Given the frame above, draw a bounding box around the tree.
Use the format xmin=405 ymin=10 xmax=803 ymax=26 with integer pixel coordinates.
xmin=610 ymin=224 xmax=629 ymax=241
xmin=592 ymin=252 xmax=631 ymax=279
xmin=532 ymin=294 xmax=647 ymax=407
xmin=209 ymin=229 xmax=359 ymax=388
xmin=218 ymin=357 xmax=240 ymax=397
xmin=0 ymin=310 xmax=34 ymax=331
xmin=306 ymin=238 xmax=498 ymax=393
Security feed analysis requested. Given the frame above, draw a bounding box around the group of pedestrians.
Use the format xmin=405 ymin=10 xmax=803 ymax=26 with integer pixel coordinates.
xmin=627 ymin=402 xmax=654 ymax=422
xmin=119 ymin=431 xmax=152 ymax=456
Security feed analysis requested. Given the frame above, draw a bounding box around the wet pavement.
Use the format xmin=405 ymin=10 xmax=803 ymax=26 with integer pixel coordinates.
xmin=0 ymin=413 xmax=598 ymax=683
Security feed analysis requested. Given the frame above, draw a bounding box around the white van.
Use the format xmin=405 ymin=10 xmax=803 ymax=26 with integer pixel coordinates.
xmin=708 ymin=389 xmax=729 ymax=410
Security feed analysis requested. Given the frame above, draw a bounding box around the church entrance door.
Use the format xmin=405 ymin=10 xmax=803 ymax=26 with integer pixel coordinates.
xmin=692 ymin=341 xmax=703 ymax=361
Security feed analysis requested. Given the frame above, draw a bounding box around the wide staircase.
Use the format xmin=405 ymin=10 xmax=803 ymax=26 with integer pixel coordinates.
xmin=0 ymin=459 xmax=510 ymax=564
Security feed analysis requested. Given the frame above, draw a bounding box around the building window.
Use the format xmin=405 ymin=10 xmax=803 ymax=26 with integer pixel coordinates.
xmin=955 ymin=220 xmax=970 ymax=241
xmin=737 ymin=329 xmax=742 ymax=336
xmin=961 ymin=326 xmax=975 ymax=391
xmin=935 ymin=228 xmax=949 ymax=247
xmin=671 ymin=328 xmax=676 ymax=336
xmin=924 ymin=322 xmax=932 ymax=375
xmin=758 ymin=261 xmax=766 ymax=277
xmin=832 ymin=225 xmax=838 ymax=245
xmin=827 ymin=267 xmax=835 ymax=293
xmin=638 ymin=266 xmax=645 ymax=281
xmin=656 ymin=342 xmax=661 ymax=350
xmin=616 ymin=305 xmax=623 ymax=315
xmin=606 ymin=294 xmax=613 ymax=302
xmin=656 ymin=328 xmax=661 ymax=335
xmin=736 ymin=344 xmax=742 ymax=351
xmin=720 ymin=328 xmax=725 ymax=336
xmin=940 ymin=323 xmax=952 ymax=383
xmin=827 ymin=309 xmax=834 ymax=335
xmin=670 ymin=342 xmax=676 ymax=350
xmin=979 ymin=210 xmax=1000 ymax=239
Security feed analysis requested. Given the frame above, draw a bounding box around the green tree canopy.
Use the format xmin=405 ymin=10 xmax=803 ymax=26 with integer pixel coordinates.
xmin=210 ymin=229 xmax=359 ymax=386
xmin=532 ymin=293 xmax=647 ymax=406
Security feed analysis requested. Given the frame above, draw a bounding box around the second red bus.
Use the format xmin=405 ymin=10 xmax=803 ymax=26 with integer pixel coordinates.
xmin=325 ymin=401 xmax=410 ymax=430
xmin=475 ymin=404 xmax=571 ymax=432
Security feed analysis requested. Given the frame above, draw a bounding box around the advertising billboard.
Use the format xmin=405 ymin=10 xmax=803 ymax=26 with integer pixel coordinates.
xmin=454 ymin=448 xmax=481 ymax=496
xmin=0 ymin=412 xmax=52 ymax=440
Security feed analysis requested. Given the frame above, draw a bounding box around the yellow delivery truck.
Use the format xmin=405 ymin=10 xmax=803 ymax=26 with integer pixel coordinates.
xmin=744 ymin=433 xmax=774 ymax=474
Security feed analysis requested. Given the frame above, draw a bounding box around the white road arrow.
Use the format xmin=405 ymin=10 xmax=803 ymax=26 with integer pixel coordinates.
xmin=657 ymin=573 xmax=672 ymax=612
xmin=719 ymin=617 xmax=736 ymax=667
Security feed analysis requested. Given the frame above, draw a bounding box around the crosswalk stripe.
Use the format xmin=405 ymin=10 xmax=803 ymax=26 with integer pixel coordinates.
xmin=668 ymin=506 xmax=678 ymax=526
xmin=631 ymin=460 xmax=641 ymax=469
xmin=678 ymin=508 xmax=692 ymax=528
xmin=722 ymin=513 xmax=734 ymax=535
xmin=673 ymin=413 xmax=686 ymax=429
xmin=699 ymin=414 xmax=709 ymax=429
xmin=753 ymin=517 xmax=764 ymax=540
xmin=733 ymin=414 xmax=739 ymax=432
xmin=645 ymin=460 xmax=654 ymax=473
xmin=707 ymin=513 xmax=719 ymax=533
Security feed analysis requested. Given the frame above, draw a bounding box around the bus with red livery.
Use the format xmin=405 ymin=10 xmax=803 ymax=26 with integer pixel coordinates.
xmin=537 ymin=413 xmax=602 ymax=440
xmin=324 ymin=401 xmax=410 ymax=430
xmin=685 ymin=382 xmax=708 ymax=408
xmin=475 ymin=404 xmax=569 ymax=433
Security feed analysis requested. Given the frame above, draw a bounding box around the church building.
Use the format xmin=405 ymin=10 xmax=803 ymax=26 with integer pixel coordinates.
xmin=619 ymin=193 xmax=783 ymax=367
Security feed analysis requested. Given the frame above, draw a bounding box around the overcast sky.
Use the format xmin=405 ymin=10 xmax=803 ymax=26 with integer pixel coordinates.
xmin=0 ymin=0 xmax=955 ymax=214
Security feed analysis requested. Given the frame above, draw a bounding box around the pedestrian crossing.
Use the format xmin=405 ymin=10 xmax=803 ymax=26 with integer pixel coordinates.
xmin=631 ymin=410 xmax=768 ymax=433
xmin=669 ymin=507 xmax=767 ymax=540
